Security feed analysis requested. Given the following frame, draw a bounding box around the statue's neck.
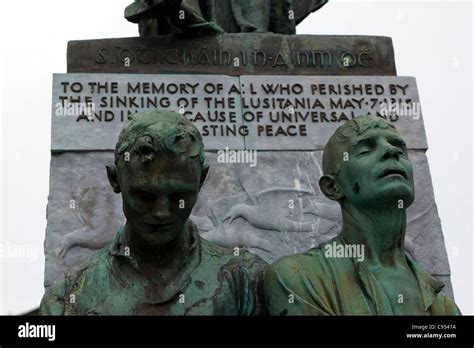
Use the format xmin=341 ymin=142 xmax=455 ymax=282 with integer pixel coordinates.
xmin=340 ymin=202 xmax=406 ymax=268
xmin=124 ymin=222 xmax=189 ymax=269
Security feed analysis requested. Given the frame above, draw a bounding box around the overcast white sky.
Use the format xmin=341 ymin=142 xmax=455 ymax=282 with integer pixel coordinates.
xmin=0 ymin=0 xmax=473 ymax=315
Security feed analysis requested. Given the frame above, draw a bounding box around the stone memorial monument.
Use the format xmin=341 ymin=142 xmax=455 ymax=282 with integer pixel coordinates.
xmin=42 ymin=0 xmax=456 ymax=313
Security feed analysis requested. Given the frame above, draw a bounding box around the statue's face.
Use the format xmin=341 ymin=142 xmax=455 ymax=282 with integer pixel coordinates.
xmin=118 ymin=154 xmax=202 ymax=246
xmin=336 ymin=127 xmax=414 ymax=209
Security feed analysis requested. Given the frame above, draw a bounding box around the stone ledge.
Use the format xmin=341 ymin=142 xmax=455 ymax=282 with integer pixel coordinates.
xmin=67 ymin=34 xmax=396 ymax=76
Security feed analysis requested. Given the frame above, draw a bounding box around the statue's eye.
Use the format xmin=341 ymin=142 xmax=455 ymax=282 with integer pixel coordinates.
xmin=136 ymin=190 xmax=155 ymax=202
xmin=357 ymin=150 xmax=371 ymax=157
xmin=355 ymin=138 xmax=375 ymax=157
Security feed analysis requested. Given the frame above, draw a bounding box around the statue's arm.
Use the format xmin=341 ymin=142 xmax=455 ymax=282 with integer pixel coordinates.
xmin=238 ymin=253 xmax=268 ymax=316
xmin=437 ymin=293 xmax=462 ymax=316
xmin=446 ymin=298 xmax=462 ymax=315
xmin=263 ymin=258 xmax=334 ymax=315
xmin=39 ymin=278 xmax=67 ymax=316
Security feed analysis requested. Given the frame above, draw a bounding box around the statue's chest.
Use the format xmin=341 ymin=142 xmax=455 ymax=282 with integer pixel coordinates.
xmin=373 ymin=270 xmax=425 ymax=315
xmin=96 ymin=270 xmax=241 ymax=315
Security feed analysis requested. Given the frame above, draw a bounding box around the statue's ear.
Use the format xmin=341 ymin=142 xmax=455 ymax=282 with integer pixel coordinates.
xmin=106 ymin=165 xmax=121 ymax=194
xmin=199 ymin=164 xmax=209 ymax=189
xmin=319 ymin=175 xmax=343 ymax=201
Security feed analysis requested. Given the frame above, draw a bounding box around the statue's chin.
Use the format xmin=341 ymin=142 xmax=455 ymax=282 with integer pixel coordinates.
xmin=370 ymin=190 xmax=414 ymax=209
xmin=140 ymin=230 xmax=179 ymax=246
xmin=347 ymin=187 xmax=414 ymax=210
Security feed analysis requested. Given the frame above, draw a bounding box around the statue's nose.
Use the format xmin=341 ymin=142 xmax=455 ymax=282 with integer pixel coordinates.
xmin=152 ymin=195 xmax=171 ymax=220
xmin=382 ymin=143 xmax=400 ymax=161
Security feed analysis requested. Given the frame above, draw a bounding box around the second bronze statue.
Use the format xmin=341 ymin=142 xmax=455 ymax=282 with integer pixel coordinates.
xmin=125 ymin=0 xmax=328 ymax=36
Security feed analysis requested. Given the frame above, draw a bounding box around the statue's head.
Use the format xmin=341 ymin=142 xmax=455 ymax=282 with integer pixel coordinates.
xmin=107 ymin=109 xmax=208 ymax=246
xmin=319 ymin=116 xmax=414 ymax=210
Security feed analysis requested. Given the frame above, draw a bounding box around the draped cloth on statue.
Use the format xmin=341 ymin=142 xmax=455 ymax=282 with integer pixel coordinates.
xmin=40 ymin=221 xmax=267 ymax=315
xmin=264 ymin=236 xmax=461 ymax=316
xmin=125 ymin=0 xmax=328 ymax=36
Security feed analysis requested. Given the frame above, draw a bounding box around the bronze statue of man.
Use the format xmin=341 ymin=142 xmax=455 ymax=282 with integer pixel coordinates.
xmin=40 ymin=109 xmax=267 ymax=315
xmin=264 ymin=116 xmax=461 ymax=315
xmin=125 ymin=0 xmax=328 ymax=36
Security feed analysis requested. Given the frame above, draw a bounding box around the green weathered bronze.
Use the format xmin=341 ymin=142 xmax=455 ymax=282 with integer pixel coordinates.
xmin=125 ymin=0 xmax=328 ymax=36
xmin=40 ymin=110 xmax=267 ymax=315
xmin=264 ymin=116 xmax=461 ymax=315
